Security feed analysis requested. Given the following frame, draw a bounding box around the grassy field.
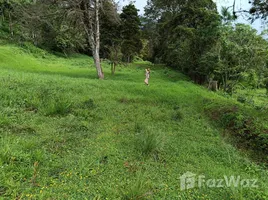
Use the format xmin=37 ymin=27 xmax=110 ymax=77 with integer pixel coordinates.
xmin=232 ymin=88 xmax=268 ymax=109
xmin=0 ymin=44 xmax=267 ymax=199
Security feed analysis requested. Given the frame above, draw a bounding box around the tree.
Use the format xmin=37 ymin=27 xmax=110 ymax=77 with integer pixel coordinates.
xmin=202 ymin=24 xmax=268 ymax=93
xmin=144 ymin=0 xmax=220 ymax=83
xmin=0 ymin=0 xmax=26 ymax=37
xmin=15 ymin=0 xmax=120 ymax=79
xmin=120 ymin=4 xmax=142 ymax=63
xmin=108 ymin=44 xmax=123 ymax=75
xmin=99 ymin=0 xmax=122 ymax=75
xmin=220 ymin=6 xmax=236 ymax=25
xmin=78 ymin=0 xmax=104 ymax=79
xmin=0 ymin=0 xmax=13 ymax=35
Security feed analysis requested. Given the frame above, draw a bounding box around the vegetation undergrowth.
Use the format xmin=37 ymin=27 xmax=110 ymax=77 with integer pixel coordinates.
xmin=203 ymin=98 xmax=268 ymax=164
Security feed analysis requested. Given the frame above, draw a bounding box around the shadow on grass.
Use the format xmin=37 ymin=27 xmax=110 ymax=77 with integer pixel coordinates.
xmin=105 ymin=73 xmax=140 ymax=82
xmin=38 ymin=70 xmax=97 ymax=80
xmin=1 ymin=61 xmax=187 ymax=85
xmin=2 ymin=66 xmax=98 ymax=80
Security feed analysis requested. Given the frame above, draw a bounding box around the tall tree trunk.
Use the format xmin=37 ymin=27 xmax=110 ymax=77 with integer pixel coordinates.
xmin=8 ymin=11 xmax=13 ymax=36
xmin=93 ymin=43 xmax=104 ymax=79
xmin=81 ymin=0 xmax=104 ymax=79
xmin=93 ymin=0 xmax=104 ymax=79
xmin=111 ymin=62 xmax=116 ymax=75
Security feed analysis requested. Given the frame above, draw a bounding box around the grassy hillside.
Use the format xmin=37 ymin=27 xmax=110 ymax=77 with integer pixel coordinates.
xmin=0 ymin=44 xmax=267 ymax=199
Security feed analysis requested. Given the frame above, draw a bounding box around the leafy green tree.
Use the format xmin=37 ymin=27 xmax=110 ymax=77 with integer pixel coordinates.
xmin=14 ymin=0 xmax=118 ymax=79
xmin=120 ymin=4 xmax=142 ymax=63
xmin=99 ymin=0 xmax=123 ymax=74
xmin=10 ymin=0 xmax=86 ymax=52
xmin=204 ymin=24 xmax=268 ymax=93
xmin=0 ymin=0 xmax=29 ymax=36
xmin=144 ymin=0 xmax=220 ymax=83
xmin=220 ymin=6 xmax=236 ymax=24
xmin=100 ymin=1 xmax=120 ymax=56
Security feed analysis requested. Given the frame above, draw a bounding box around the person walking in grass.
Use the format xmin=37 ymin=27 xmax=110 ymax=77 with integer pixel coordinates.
xmin=144 ymin=68 xmax=150 ymax=86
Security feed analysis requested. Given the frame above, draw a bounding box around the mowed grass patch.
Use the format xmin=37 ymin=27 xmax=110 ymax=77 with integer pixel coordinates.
xmin=0 ymin=44 xmax=267 ymax=199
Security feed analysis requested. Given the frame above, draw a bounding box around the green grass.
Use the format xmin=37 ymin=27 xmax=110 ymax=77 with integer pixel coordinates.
xmin=0 ymin=43 xmax=267 ymax=199
xmin=233 ymin=88 xmax=268 ymax=108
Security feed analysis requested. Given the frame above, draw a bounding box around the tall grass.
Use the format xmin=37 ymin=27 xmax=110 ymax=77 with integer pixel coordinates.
xmin=135 ymin=127 xmax=164 ymax=158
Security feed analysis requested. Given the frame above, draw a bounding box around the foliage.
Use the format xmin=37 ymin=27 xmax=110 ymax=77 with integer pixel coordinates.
xmin=100 ymin=0 xmax=121 ymax=58
xmin=204 ymin=101 xmax=268 ymax=156
xmin=143 ymin=0 xmax=268 ymax=95
xmin=8 ymin=0 xmax=87 ymax=52
xmin=220 ymin=6 xmax=236 ymax=24
xmin=144 ymin=0 xmax=221 ymax=83
xmin=204 ymin=24 xmax=268 ymax=93
xmin=120 ymin=4 xmax=142 ymax=63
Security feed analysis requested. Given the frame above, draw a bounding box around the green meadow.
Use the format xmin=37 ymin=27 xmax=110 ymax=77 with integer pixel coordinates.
xmin=0 ymin=44 xmax=267 ymax=199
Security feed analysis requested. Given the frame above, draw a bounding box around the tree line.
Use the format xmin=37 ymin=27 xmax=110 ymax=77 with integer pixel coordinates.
xmin=0 ymin=0 xmax=268 ymax=93
xmin=0 ymin=0 xmax=143 ymax=79
xmin=143 ymin=0 xmax=268 ymax=93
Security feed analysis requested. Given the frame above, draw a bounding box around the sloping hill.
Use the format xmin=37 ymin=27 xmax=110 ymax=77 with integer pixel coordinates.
xmin=0 ymin=44 xmax=267 ymax=199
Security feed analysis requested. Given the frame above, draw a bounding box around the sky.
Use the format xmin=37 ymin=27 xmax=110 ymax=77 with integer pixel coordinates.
xmin=214 ymin=0 xmax=265 ymax=32
xmin=120 ymin=0 xmax=266 ymax=33
xmin=120 ymin=0 xmax=147 ymax=14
